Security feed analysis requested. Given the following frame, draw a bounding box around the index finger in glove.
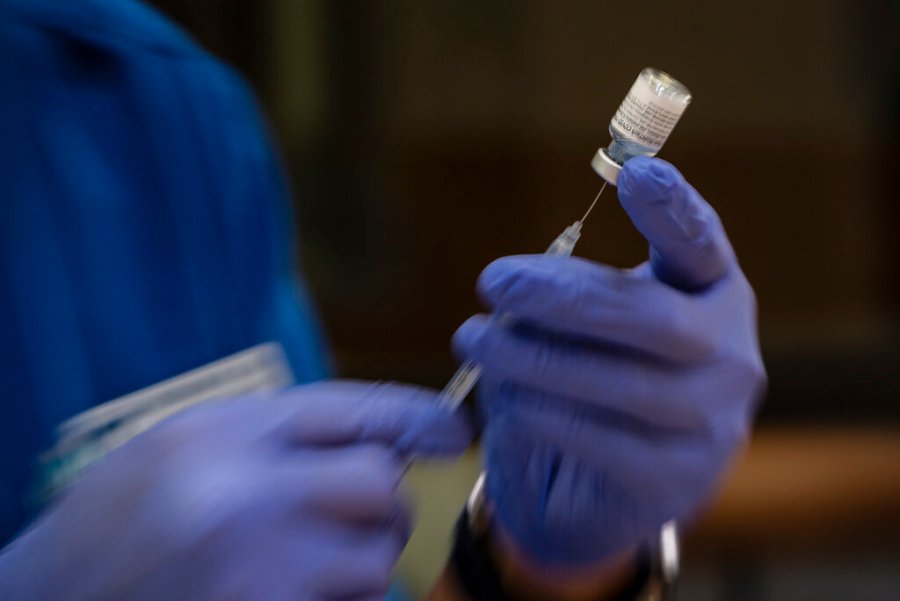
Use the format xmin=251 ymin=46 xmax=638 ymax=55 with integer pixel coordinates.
xmin=275 ymin=380 xmax=472 ymax=456
xmin=618 ymin=156 xmax=735 ymax=292
xmin=477 ymin=256 xmax=717 ymax=363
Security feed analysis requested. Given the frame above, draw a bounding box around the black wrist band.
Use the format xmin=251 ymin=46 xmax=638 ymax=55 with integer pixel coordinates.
xmin=449 ymin=507 xmax=509 ymax=600
xmin=449 ymin=508 xmax=654 ymax=601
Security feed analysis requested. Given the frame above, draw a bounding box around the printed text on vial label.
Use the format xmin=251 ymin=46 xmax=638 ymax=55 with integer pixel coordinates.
xmin=613 ymin=94 xmax=680 ymax=149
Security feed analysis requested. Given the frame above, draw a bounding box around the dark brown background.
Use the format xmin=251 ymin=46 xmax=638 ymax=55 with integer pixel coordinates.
xmin=153 ymin=1 xmax=900 ymax=426
xmin=148 ymin=2 xmax=900 ymax=598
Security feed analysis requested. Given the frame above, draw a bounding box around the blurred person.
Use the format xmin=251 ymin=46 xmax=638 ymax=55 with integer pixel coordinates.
xmin=0 ymin=1 xmax=765 ymax=600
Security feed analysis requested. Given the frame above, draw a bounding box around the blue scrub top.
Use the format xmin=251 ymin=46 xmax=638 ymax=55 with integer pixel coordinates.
xmin=0 ymin=0 xmax=330 ymax=544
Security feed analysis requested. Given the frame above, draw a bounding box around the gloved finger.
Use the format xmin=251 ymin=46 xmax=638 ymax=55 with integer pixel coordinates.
xmin=618 ymin=156 xmax=735 ymax=292
xmin=275 ymin=380 xmax=472 ymax=456
xmin=485 ymin=385 xmax=742 ymax=512
xmin=483 ymin=422 xmax=705 ymax=562
xmin=474 ymin=256 xmax=715 ymax=362
xmin=311 ymin=526 xmax=407 ymax=599
xmin=456 ymin=316 xmax=719 ymax=430
xmin=277 ymin=444 xmax=405 ymax=523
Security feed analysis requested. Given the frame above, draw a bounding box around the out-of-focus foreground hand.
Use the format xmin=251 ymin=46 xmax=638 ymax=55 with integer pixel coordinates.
xmin=453 ymin=156 xmax=767 ymax=568
xmin=0 ymin=380 xmax=471 ymax=601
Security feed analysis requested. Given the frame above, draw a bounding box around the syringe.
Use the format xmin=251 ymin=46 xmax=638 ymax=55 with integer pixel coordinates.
xmin=436 ymin=182 xmax=607 ymax=410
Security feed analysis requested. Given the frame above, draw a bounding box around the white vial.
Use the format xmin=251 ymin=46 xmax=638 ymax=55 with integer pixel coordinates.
xmin=591 ymin=68 xmax=691 ymax=186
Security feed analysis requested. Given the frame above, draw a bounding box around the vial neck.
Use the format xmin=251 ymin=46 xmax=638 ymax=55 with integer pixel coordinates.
xmin=606 ymin=139 xmax=659 ymax=165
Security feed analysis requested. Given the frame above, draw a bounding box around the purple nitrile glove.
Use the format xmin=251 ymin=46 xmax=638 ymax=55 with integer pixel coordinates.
xmin=0 ymin=380 xmax=471 ymax=601
xmin=453 ymin=156 xmax=766 ymax=566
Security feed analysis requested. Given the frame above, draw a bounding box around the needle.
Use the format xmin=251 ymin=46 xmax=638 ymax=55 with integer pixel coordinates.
xmin=580 ymin=181 xmax=608 ymax=224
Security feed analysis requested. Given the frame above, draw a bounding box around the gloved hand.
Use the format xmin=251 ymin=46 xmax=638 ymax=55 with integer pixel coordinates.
xmin=453 ymin=156 xmax=767 ymax=566
xmin=0 ymin=380 xmax=471 ymax=601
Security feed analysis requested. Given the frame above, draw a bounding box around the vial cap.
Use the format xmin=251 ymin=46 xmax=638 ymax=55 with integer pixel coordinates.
xmin=591 ymin=148 xmax=622 ymax=186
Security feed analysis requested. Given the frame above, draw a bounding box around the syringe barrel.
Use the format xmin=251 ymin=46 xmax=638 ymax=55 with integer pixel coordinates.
xmin=437 ymin=224 xmax=580 ymax=409
xmin=437 ymin=361 xmax=482 ymax=411
xmin=545 ymin=222 xmax=582 ymax=256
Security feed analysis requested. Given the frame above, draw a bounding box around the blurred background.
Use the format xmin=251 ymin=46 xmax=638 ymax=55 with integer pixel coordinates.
xmin=150 ymin=1 xmax=900 ymax=599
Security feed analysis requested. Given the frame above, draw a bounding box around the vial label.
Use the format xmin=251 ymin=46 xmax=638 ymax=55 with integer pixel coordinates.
xmin=611 ymin=76 xmax=687 ymax=152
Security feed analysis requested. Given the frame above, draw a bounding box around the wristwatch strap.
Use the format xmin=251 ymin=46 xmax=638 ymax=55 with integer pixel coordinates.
xmin=449 ymin=471 xmax=678 ymax=601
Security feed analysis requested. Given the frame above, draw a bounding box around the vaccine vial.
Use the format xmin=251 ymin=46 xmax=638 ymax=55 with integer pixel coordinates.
xmin=592 ymin=68 xmax=691 ymax=185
